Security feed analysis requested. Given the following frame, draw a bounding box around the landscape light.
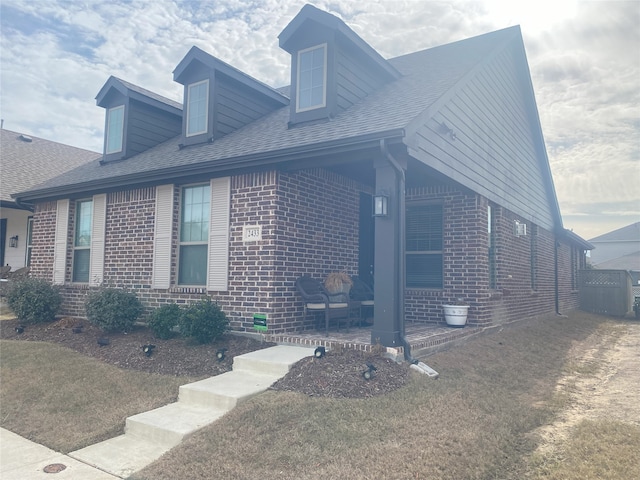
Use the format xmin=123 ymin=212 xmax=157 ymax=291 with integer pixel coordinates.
xmin=15 ymin=325 xmax=25 ymax=334
xmin=142 ymin=344 xmax=156 ymax=357
xmin=314 ymin=346 xmax=326 ymax=358
xmin=362 ymin=362 xmax=377 ymax=380
xmin=216 ymin=348 xmax=227 ymax=362
xmin=97 ymin=337 xmax=110 ymax=347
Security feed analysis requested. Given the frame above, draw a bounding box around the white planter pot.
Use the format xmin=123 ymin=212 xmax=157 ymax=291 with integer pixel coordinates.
xmin=443 ymin=305 xmax=469 ymax=327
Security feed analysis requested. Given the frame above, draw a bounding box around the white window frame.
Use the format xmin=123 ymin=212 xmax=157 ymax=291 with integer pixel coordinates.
xmin=178 ymin=183 xmax=211 ymax=286
xmin=105 ymin=105 xmax=124 ymax=154
xmin=186 ymin=79 xmax=209 ymax=137
xmin=296 ymin=44 xmax=327 ymax=113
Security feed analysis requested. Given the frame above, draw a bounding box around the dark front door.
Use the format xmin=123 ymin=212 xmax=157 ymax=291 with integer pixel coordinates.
xmin=358 ymin=192 xmax=374 ymax=286
xmin=0 ymin=218 xmax=6 ymax=266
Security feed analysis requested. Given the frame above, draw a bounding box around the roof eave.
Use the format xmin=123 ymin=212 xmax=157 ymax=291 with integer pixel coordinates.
xmin=13 ymin=129 xmax=405 ymax=204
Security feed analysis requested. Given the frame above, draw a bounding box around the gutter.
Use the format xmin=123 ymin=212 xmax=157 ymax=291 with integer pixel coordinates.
xmin=380 ymin=139 xmax=418 ymax=364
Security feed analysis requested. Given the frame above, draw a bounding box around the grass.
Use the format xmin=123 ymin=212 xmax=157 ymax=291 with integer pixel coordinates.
xmin=2 ymin=311 xmax=637 ymax=479
xmin=129 ymin=311 xmax=638 ymax=480
xmin=0 ymin=340 xmax=193 ymax=453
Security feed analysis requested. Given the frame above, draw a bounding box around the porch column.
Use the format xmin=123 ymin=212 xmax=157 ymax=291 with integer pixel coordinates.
xmin=371 ymin=156 xmax=406 ymax=347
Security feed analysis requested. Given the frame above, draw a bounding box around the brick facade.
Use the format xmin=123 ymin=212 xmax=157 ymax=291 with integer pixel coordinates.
xmin=30 ymin=168 xmax=581 ymax=333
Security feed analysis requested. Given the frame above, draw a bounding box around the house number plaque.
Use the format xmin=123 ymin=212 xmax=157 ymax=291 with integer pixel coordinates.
xmin=243 ymin=225 xmax=262 ymax=242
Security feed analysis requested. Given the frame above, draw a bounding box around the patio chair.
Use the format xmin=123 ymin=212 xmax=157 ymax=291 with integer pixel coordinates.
xmin=0 ymin=266 xmax=11 ymax=279
xmin=350 ymin=276 xmax=374 ymax=326
xmin=295 ymin=275 xmax=350 ymax=336
xmin=8 ymin=267 xmax=30 ymax=279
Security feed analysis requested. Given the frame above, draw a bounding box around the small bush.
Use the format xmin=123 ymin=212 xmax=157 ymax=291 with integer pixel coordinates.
xmin=149 ymin=303 xmax=182 ymax=339
xmin=179 ymin=298 xmax=229 ymax=344
xmin=6 ymin=277 xmax=62 ymax=324
xmin=85 ymin=288 xmax=143 ymax=332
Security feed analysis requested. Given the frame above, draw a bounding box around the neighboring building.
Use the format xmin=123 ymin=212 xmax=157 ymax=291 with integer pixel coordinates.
xmin=0 ymin=129 xmax=100 ymax=269
xmin=13 ymin=5 xmax=591 ymax=350
xmin=588 ymin=222 xmax=640 ymax=285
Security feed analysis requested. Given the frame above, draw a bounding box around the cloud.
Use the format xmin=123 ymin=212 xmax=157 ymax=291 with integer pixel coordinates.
xmin=0 ymin=0 xmax=638 ymax=240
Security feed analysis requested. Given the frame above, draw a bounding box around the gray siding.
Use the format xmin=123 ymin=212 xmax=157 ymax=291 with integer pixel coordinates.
xmin=407 ymin=42 xmax=555 ymax=230
xmin=213 ymin=78 xmax=276 ymax=139
xmin=335 ymin=48 xmax=387 ymax=112
xmin=127 ymin=100 xmax=182 ymax=156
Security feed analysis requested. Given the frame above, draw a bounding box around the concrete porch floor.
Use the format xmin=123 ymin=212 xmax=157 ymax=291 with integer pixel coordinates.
xmin=264 ymin=321 xmax=484 ymax=360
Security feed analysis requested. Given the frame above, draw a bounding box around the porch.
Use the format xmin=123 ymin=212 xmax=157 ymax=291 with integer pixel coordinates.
xmin=264 ymin=322 xmax=484 ymax=361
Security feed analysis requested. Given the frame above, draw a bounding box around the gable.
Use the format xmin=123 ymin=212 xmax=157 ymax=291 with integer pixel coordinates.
xmin=404 ymin=31 xmax=559 ymax=231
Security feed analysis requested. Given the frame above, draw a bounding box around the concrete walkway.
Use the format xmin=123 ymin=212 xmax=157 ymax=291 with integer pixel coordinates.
xmin=1 ymin=345 xmax=314 ymax=479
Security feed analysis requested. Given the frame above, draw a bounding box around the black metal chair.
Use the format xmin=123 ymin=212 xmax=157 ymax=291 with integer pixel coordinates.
xmin=350 ymin=276 xmax=374 ymax=326
xmin=295 ymin=275 xmax=350 ymax=336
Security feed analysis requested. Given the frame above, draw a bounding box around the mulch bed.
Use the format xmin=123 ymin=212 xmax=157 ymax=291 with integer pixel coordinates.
xmin=1 ymin=317 xmax=412 ymax=397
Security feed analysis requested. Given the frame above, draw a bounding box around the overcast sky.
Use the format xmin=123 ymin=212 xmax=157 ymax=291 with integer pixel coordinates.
xmin=1 ymin=0 xmax=638 ymax=240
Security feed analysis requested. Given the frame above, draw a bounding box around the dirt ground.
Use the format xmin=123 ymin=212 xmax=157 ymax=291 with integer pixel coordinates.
xmin=533 ymin=320 xmax=640 ymax=455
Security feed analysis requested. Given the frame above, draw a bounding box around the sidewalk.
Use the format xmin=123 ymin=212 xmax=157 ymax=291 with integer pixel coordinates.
xmin=0 ymin=428 xmax=118 ymax=480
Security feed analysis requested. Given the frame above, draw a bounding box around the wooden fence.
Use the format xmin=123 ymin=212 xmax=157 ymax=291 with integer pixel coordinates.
xmin=578 ymin=269 xmax=633 ymax=317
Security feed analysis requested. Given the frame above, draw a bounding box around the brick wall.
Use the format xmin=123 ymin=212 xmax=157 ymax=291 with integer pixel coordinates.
xmin=29 ymin=168 xmax=364 ymax=334
xmin=29 ymin=169 xmax=579 ymax=332
xmin=404 ymin=186 xmax=579 ymax=326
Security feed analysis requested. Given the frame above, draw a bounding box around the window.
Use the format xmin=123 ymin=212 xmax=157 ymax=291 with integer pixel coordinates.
xmin=106 ymin=105 xmax=124 ymax=154
xmin=73 ymin=200 xmax=93 ymax=282
xmin=25 ymin=217 xmax=33 ymax=266
xmin=488 ymin=205 xmax=497 ymax=289
xmin=406 ymin=204 xmax=443 ymax=289
xmin=186 ymin=80 xmax=209 ymax=136
xmin=179 ymin=184 xmax=210 ymax=285
xmin=297 ymin=44 xmax=326 ymax=112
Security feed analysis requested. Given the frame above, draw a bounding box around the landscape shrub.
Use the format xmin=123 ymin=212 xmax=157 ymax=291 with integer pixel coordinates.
xmin=149 ymin=303 xmax=182 ymax=339
xmin=178 ymin=297 xmax=229 ymax=344
xmin=85 ymin=288 xmax=143 ymax=332
xmin=6 ymin=277 xmax=62 ymax=324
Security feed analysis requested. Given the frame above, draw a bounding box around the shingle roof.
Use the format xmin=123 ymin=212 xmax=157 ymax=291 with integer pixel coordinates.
xmin=14 ymin=26 xmax=518 ymax=201
xmin=0 ymin=129 xmax=100 ymax=203
xmin=589 ymin=222 xmax=640 ymax=243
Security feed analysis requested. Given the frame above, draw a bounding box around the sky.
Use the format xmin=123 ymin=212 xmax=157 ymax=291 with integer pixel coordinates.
xmin=0 ymin=0 xmax=638 ymax=241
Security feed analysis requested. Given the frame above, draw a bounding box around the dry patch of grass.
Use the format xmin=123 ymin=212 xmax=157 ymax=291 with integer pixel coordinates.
xmin=0 ymin=340 xmax=192 ymax=453
xmin=530 ymin=419 xmax=640 ymax=479
xmin=133 ymin=312 xmax=614 ymax=480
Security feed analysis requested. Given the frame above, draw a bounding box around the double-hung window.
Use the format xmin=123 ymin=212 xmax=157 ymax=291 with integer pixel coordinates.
xmin=297 ymin=44 xmax=326 ymax=112
xmin=405 ymin=204 xmax=443 ymax=289
xmin=179 ymin=184 xmax=210 ymax=285
xmin=186 ymin=80 xmax=209 ymax=136
xmin=73 ymin=199 xmax=93 ymax=282
xmin=106 ymin=105 xmax=124 ymax=154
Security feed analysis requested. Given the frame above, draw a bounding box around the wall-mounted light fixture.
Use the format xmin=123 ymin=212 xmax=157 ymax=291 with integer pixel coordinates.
xmin=373 ymin=195 xmax=388 ymax=217
xmin=439 ymin=122 xmax=457 ymax=141
xmin=514 ymin=220 xmax=527 ymax=237
xmin=9 ymin=235 xmax=18 ymax=248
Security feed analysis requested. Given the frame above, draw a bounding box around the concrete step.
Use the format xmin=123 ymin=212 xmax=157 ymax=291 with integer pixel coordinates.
xmin=69 ymin=345 xmax=314 ymax=478
xmin=232 ymin=345 xmax=315 ymax=377
xmin=69 ymin=434 xmax=170 ymax=479
xmin=125 ymin=402 xmax=227 ymax=447
xmin=179 ymin=370 xmax=280 ymax=409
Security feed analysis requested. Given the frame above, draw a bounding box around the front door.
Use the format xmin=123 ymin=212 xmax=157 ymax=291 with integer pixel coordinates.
xmin=358 ymin=192 xmax=374 ymax=286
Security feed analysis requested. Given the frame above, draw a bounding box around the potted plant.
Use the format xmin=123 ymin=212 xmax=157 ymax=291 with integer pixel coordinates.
xmin=324 ymin=272 xmax=353 ymax=302
xmin=443 ymin=298 xmax=469 ymax=327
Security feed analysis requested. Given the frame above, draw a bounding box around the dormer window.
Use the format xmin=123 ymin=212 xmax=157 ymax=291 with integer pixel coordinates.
xmin=186 ymin=79 xmax=209 ymax=136
xmin=105 ymin=105 xmax=124 ymax=154
xmin=296 ymin=44 xmax=326 ymax=112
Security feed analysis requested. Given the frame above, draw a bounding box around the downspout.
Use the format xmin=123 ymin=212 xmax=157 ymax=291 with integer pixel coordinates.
xmin=554 ymin=236 xmax=560 ymax=314
xmin=380 ymin=139 xmax=417 ymax=364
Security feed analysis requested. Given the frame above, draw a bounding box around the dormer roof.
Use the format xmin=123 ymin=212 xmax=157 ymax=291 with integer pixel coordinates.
xmin=95 ymin=76 xmax=182 ymax=114
xmin=172 ymin=46 xmax=289 ymax=107
xmin=278 ymin=4 xmax=400 ymax=82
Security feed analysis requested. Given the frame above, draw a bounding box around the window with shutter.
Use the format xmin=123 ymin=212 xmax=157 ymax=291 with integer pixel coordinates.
xmin=405 ymin=203 xmax=443 ymax=289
